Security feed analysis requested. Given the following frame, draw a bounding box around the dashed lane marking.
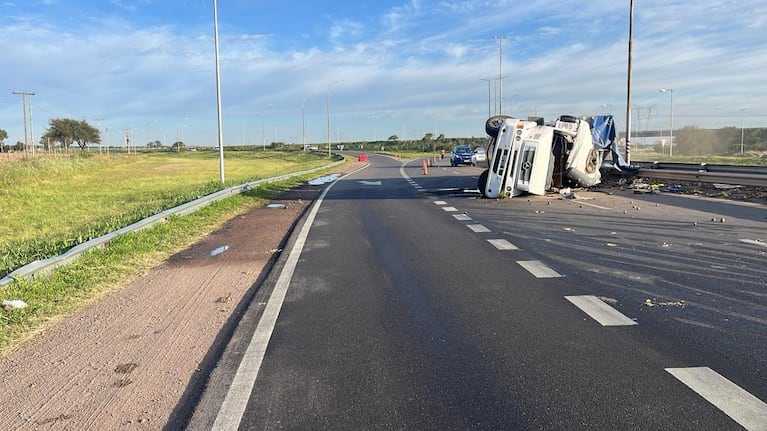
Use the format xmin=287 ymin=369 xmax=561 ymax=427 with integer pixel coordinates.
xmin=517 ymin=260 xmax=563 ymax=278
xmin=434 ymin=200 xmax=447 ymax=205
xmin=665 ymin=367 xmax=767 ymax=431
xmin=564 ymin=295 xmax=638 ymax=326
xmin=467 ymin=224 xmax=491 ymax=233
xmin=487 ymin=239 xmax=518 ymax=250
xmin=453 ymin=214 xmax=472 ymax=221
xmin=442 ymin=206 xmax=458 ymax=212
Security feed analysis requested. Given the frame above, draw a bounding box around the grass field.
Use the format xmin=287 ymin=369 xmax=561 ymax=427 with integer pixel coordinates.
xmin=0 ymin=149 xmax=346 ymax=355
xmin=0 ymin=150 xmax=333 ymax=278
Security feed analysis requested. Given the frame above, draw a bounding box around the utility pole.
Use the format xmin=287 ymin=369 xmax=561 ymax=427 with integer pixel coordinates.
xmin=12 ymin=91 xmax=35 ymax=155
xmin=93 ymin=118 xmax=104 ymax=154
xmin=492 ymin=36 xmax=507 ymax=115
xmin=624 ymin=0 xmax=634 ymax=164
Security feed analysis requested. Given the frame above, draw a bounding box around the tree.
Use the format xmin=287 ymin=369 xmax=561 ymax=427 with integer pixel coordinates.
xmin=422 ymin=132 xmax=433 ymax=141
xmin=0 ymin=128 xmax=7 ymax=152
xmin=43 ymin=118 xmax=101 ymax=150
xmin=388 ymin=135 xmax=399 ymax=142
xmin=171 ymin=141 xmax=186 ymax=151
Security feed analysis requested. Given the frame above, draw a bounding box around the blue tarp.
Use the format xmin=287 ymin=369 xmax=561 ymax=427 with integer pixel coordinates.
xmin=589 ymin=115 xmax=616 ymax=150
xmin=588 ymin=115 xmax=631 ymax=169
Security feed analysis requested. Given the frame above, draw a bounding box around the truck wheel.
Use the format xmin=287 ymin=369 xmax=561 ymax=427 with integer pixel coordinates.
xmin=485 ymin=115 xmax=514 ymax=138
xmin=478 ymin=169 xmax=489 ymax=194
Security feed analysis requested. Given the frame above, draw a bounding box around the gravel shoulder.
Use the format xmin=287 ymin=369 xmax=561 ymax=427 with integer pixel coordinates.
xmin=0 ymin=162 xmax=363 ymax=431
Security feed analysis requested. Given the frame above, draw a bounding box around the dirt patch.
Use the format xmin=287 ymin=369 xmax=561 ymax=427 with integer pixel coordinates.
xmin=0 ymin=162 xmax=364 ymax=430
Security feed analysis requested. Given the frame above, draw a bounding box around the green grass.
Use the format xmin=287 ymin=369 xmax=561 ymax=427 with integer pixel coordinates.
xmin=0 ymin=152 xmax=349 ymax=356
xmin=0 ymin=150 xmax=332 ymax=277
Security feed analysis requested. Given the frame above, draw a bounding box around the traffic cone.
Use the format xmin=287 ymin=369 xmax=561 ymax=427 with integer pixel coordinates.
xmin=422 ymin=159 xmax=428 ymax=175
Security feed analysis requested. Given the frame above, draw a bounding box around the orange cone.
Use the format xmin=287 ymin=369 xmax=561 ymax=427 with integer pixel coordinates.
xmin=422 ymin=159 xmax=428 ymax=175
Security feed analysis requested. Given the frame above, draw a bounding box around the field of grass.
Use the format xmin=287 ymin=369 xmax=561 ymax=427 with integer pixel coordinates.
xmin=0 ymin=150 xmax=333 ymax=278
xmin=0 ymin=150 xmax=347 ymax=355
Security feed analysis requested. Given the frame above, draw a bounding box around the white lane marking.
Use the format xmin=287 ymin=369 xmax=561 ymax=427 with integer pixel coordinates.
xmin=211 ymin=167 xmax=353 ymax=430
xmin=740 ymin=239 xmax=767 ymax=248
xmin=453 ymin=214 xmax=472 ymax=221
xmin=487 ymin=239 xmax=518 ymax=250
xmin=434 ymin=200 xmax=447 ymax=205
xmin=517 ymin=260 xmax=563 ymax=278
xmin=571 ymin=201 xmax=611 ymax=210
xmin=467 ymin=224 xmax=491 ymax=233
xmin=564 ymin=295 xmax=638 ymax=326
xmin=357 ymin=180 xmax=382 ymax=186
xmin=442 ymin=206 xmax=458 ymax=212
xmin=666 ymin=367 xmax=767 ymax=431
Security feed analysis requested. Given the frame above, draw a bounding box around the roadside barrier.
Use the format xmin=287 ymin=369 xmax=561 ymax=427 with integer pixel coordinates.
xmin=0 ymin=158 xmax=345 ymax=288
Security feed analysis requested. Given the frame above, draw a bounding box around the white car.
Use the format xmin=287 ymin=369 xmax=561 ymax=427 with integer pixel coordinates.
xmin=471 ymin=146 xmax=487 ymax=165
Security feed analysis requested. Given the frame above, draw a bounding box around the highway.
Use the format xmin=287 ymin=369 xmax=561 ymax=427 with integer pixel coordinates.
xmin=189 ymin=153 xmax=767 ymax=430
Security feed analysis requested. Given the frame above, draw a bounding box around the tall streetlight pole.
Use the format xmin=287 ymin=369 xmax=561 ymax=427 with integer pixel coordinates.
xmin=624 ymin=0 xmax=634 ymax=164
xmin=740 ymin=108 xmax=747 ymax=154
xmin=326 ymin=81 xmax=341 ymax=158
xmin=659 ymin=88 xmax=673 ymax=157
xmin=213 ymin=0 xmax=225 ymax=183
xmin=479 ymin=78 xmax=491 ymax=118
xmin=492 ymin=36 xmax=507 ymax=114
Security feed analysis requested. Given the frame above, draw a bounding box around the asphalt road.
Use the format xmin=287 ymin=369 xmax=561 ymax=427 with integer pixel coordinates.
xmin=189 ymin=153 xmax=767 ymax=430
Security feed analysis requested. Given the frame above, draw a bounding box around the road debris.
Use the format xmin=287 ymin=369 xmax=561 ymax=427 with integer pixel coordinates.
xmin=3 ymin=299 xmax=28 ymax=309
xmin=267 ymin=203 xmax=287 ymax=209
xmin=209 ymin=245 xmax=229 ymax=257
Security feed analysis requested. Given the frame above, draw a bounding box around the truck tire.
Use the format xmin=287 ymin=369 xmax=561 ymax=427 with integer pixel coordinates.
xmin=478 ymin=169 xmax=489 ymax=194
xmin=485 ymin=115 xmax=514 ymax=138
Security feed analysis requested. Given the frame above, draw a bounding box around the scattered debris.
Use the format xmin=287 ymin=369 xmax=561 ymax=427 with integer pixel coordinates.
xmin=562 ymin=227 xmax=575 ymax=232
xmin=215 ymin=294 xmax=232 ymax=304
xmin=266 ymin=203 xmax=287 ymax=209
xmin=643 ymin=298 xmax=686 ymax=307
xmin=2 ymin=299 xmax=28 ymax=309
xmin=661 ymin=242 xmax=671 ymax=248
xmin=603 ymin=242 xmax=618 ymax=247
xmin=209 ymin=245 xmax=229 ymax=257
xmin=598 ymin=296 xmax=618 ymax=304
xmin=114 ymin=363 xmax=139 ymax=374
xmin=308 ymin=173 xmax=341 ymax=186
xmin=713 ymin=183 xmax=741 ymax=189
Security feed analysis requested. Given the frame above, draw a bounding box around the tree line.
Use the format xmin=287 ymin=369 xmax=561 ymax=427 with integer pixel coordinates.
xmin=2 ymin=119 xmax=766 ymax=156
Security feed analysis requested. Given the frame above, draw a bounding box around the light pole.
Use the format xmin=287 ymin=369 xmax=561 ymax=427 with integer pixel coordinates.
xmin=492 ymin=36 xmax=507 ymax=114
xmin=659 ymin=88 xmax=673 ymax=157
xmin=625 ymin=0 xmax=634 ymax=164
xmin=480 ymin=78 xmax=491 ymax=118
xmin=327 ymin=81 xmax=341 ymax=158
xmin=213 ymin=0 xmax=225 ymax=183
xmin=740 ymin=108 xmax=746 ymax=154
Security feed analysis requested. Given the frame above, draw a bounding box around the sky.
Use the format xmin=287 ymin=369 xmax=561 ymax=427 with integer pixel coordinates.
xmin=1 ymin=0 xmax=765 ymax=148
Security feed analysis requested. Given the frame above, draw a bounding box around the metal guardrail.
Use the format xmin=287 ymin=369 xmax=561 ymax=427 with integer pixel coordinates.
xmin=0 ymin=159 xmax=344 ymax=288
xmin=634 ymin=162 xmax=767 ymax=187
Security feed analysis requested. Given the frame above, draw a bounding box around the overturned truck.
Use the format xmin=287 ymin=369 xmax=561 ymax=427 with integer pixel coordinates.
xmin=478 ymin=114 xmax=627 ymax=199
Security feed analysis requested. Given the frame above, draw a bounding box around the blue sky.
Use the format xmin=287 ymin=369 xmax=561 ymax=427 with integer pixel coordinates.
xmin=1 ymin=0 xmax=765 ymax=148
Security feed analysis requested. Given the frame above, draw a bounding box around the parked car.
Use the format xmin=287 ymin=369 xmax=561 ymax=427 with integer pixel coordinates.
xmin=471 ymin=146 xmax=487 ymax=165
xmin=450 ymin=144 xmax=474 ymax=166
